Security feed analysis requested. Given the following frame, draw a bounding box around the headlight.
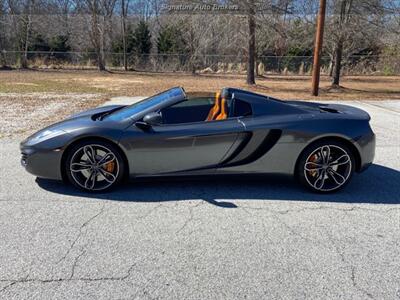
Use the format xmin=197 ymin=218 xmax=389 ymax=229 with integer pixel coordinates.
xmin=30 ymin=129 xmax=65 ymax=143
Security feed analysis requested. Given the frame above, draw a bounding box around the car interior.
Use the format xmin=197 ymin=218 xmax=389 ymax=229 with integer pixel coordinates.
xmin=160 ymin=90 xmax=252 ymax=125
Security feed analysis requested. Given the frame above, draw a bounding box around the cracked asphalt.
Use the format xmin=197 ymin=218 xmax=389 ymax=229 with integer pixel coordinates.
xmin=0 ymin=101 xmax=399 ymax=299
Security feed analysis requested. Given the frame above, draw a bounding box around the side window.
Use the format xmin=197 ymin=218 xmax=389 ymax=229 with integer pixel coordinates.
xmin=161 ymin=97 xmax=215 ymax=124
xmin=170 ymin=97 xmax=214 ymax=108
xmin=234 ymin=99 xmax=252 ymax=117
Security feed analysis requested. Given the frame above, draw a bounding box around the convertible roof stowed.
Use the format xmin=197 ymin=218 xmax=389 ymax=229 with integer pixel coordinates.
xmin=20 ymin=86 xmax=375 ymax=194
xmin=218 ymin=87 xmax=305 ymax=116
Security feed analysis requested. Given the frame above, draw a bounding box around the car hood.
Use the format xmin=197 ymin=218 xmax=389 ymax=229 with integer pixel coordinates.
xmin=22 ymin=105 xmax=128 ymax=145
xmin=68 ymin=105 xmax=126 ymax=119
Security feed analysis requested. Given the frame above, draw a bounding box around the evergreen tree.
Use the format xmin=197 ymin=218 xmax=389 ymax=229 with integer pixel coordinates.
xmin=157 ymin=25 xmax=186 ymax=54
xmin=132 ymin=21 xmax=151 ymax=55
xmin=28 ymin=34 xmax=50 ymax=60
xmin=49 ymin=35 xmax=71 ymax=59
xmin=112 ymin=25 xmax=134 ymax=53
xmin=29 ymin=34 xmax=50 ymax=52
xmin=49 ymin=35 xmax=71 ymax=53
xmin=111 ymin=25 xmax=135 ymax=67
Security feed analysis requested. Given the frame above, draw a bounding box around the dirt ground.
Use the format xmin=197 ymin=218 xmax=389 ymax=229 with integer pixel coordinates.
xmin=1 ymin=69 xmax=399 ymax=99
xmin=1 ymin=69 xmax=399 ymax=137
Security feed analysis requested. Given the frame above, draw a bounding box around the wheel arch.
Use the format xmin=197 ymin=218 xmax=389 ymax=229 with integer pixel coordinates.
xmin=60 ymin=136 xmax=129 ymax=181
xmin=294 ymin=136 xmax=362 ymax=177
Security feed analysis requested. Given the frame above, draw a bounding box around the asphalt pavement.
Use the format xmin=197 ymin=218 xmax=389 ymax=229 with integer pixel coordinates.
xmin=0 ymin=100 xmax=399 ymax=299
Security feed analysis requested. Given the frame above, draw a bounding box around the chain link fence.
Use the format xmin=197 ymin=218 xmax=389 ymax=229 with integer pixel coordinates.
xmin=1 ymin=51 xmax=400 ymax=75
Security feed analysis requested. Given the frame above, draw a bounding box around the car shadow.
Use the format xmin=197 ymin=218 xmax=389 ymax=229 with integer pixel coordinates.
xmin=36 ymin=164 xmax=400 ymax=207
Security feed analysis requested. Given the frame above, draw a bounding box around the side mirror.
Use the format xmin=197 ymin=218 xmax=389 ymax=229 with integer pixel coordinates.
xmin=135 ymin=112 xmax=162 ymax=131
xmin=143 ymin=112 xmax=162 ymax=125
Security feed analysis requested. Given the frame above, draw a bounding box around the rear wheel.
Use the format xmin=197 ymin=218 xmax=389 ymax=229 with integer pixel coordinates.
xmin=297 ymin=140 xmax=355 ymax=193
xmin=65 ymin=140 xmax=125 ymax=192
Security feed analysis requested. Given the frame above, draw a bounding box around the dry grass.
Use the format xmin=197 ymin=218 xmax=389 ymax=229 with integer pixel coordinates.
xmin=0 ymin=69 xmax=399 ymax=100
xmin=1 ymin=69 xmax=399 ymax=137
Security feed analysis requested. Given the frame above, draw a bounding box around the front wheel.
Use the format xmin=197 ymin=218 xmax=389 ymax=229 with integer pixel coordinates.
xmin=65 ymin=140 xmax=125 ymax=192
xmin=297 ymin=141 xmax=355 ymax=193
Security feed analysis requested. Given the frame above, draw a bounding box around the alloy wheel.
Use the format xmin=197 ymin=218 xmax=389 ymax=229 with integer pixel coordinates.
xmin=303 ymin=145 xmax=352 ymax=192
xmin=69 ymin=144 xmax=120 ymax=191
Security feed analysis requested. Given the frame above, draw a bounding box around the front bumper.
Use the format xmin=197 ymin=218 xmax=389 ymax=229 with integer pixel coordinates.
xmin=20 ymin=145 xmax=64 ymax=180
xmin=356 ymin=131 xmax=376 ymax=173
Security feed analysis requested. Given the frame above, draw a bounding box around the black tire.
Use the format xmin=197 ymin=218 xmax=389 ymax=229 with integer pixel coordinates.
xmin=64 ymin=139 xmax=125 ymax=192
xmin=296 ymin=140 xmax=355 ymax=193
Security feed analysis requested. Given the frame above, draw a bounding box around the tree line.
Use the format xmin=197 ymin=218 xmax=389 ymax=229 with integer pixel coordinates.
xmin=0 ymin=0 xmax=399 ymax=86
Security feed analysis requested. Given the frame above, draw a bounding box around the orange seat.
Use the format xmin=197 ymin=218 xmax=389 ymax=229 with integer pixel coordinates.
xmin=215 ymin=97 xmax=228 ymax=120
xmin=206 ymin=92 xmax=221 ymax=121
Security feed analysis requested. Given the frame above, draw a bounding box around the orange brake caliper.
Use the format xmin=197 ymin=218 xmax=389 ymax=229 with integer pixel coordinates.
xmin=104 ymin=161 xmax=115 ymax=173
xmin=308 ymin=154 xmax=319 ymax=177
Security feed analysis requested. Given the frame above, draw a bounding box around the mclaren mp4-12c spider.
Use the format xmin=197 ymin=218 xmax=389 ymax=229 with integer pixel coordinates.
xmin=20 ymin=87 xmax=375 ymax=193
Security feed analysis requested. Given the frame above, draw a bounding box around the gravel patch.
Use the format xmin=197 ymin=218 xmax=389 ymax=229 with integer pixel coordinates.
xmin=0 ymin=93 xmax=105 ymax=138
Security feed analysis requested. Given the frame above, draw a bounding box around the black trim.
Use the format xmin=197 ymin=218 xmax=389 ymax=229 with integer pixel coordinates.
xmin=155 ymin=129 xmax=281 ymax=175
xmin=219 ymin=132 xmax=253 ymax=165
xmin=222 ymin=129 xmax=282 ymax=167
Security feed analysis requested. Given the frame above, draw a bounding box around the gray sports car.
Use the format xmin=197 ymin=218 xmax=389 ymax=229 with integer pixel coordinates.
xmin=20 ymin=87 xmax=375 ymax=193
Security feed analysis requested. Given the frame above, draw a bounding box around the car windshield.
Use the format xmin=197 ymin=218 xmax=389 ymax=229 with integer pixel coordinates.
xmin=104 ymin=87 xmax=185 ymax=121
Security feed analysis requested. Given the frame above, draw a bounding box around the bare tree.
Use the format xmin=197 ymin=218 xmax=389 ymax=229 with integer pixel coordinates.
xmin=0 ymin=0 xmax=398 ymax=75
xmin=331 ymin=0 xmax=353 ymax=86
xmin=323 ymin=0 xmax=387 ymax=86
xmin=0 ymin=0 xmax=7 ymax=65
xmin=7 ymin=0 xmax=35 ymax=68
xmin=244 ymin=0 xmax=299 ymax=84
xmin=231 ymin=0 xmax=258 ymax=84
xmin=84 ymin=0 xmax=116 ymax=71
xmin=120 ymin=0 xmax=129 ymax=70
xmin=180 ymin=15 xmax=218 ymax=74
xmin=91 ymin=0 xmax=105 ymax=70
xmin=247 ymin=0 xmax=256 ymax=84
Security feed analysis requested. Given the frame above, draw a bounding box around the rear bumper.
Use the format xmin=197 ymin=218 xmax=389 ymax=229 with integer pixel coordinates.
xmin=20 ymin=146 xmax=63 ymax=180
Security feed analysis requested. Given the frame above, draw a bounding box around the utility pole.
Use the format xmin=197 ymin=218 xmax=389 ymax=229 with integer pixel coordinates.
xmin=311 ymin=0 xmax=327 ymax=96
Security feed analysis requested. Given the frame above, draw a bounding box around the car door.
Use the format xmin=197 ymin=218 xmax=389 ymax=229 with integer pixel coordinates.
xmin=120 ymin=118 xmax=245 ymax=175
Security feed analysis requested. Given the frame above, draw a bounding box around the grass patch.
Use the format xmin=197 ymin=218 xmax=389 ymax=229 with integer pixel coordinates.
xmin=0 ymin=78 xmax=106 ymax=94
xmin=0 ymin=69 xmax=399 ymax=100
